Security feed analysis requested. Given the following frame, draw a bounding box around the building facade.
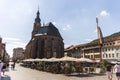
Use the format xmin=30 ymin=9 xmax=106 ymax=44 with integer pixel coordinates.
xmin=0 ymin=37 xmax=9 ymax=62
xmin=12 ymin=48 xmax=24 ymax=61
xmin=24 ymin=10 xmax=64 ymax=59
xmin=65 ymin=32 xmax=120 ymax=62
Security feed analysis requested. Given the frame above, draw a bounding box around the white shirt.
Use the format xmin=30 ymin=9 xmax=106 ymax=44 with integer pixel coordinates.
xmin=114 ymin=64 xmax=120 ymax=73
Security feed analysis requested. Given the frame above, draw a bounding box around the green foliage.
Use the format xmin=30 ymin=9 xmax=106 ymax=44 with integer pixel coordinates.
xmin=100 ymin=60 xmax=107 ymax=73
xmin=91 ymin=32 xmax=120 ymax=43
xmin=101 ymin=59 xmax=107 ymax=68
xmin=106 ymin=32 xmax=120 ymax=39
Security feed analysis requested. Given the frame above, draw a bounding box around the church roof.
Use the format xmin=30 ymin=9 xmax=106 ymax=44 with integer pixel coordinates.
xmin=37 ymin=22 xmax=63 ymax=39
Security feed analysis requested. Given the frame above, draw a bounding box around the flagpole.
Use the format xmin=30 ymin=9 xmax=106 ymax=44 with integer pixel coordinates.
xmin=96 ymin=17 xmax=102 ymax=62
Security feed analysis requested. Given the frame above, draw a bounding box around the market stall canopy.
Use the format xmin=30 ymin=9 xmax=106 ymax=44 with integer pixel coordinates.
xmin=23 ymin=58 xmax=35 ymax=62
xmin=58 ymin=56 xmax=76 ymax=61
xmin=48 ymin=57 xmax=60 ymax=62
xmin=75 ymin=58 xmax=94 ymax=62
xmin=34 ymin=58 xmax=42 ymax=62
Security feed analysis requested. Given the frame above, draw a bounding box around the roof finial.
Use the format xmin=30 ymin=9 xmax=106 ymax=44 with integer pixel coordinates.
xmin=37 ymin=5 xmax=40 ymax=16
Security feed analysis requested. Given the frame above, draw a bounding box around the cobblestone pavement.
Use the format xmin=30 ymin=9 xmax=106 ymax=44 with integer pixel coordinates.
xmin=2 ymin=63 xmax=118 ymax=80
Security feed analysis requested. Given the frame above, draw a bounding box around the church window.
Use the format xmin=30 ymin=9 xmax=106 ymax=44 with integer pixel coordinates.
xmin=47 ymin=52 xmax=51 ymax=58
xmin=48 ymin=40 xmax=52 ymax=47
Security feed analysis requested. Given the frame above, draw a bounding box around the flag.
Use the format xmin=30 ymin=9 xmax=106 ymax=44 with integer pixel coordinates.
xmin=97 ymin=26 xmax=104 ymax=45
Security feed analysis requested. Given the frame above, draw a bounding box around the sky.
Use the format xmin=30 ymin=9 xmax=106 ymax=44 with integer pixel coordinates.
xmin=0 ymin=0 xmax=120 ymax=57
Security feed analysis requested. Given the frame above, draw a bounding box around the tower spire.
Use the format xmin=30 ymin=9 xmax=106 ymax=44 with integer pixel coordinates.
xmin=32 ymin=8 xmax=41 ymax=38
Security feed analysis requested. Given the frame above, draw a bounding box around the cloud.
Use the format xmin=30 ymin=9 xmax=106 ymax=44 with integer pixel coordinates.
xmin=62 ymin=25 xmax=72 ymax=31
xmin=93 ymin=29 xmax=97 ymax=33
xmin=100 ymin=10 xmax=110 ymax=17
xmin=52 ymin=22 xmax=57 ymax=25
xmin=64 ymin=44 xmax=71 ymax=48
xmin=84 ymin=39 xmax=92 ymax=42
xmin=6 ymin=41 xmax=26 ymax=57
xmin=3 ymin=37 xmax=21 ymax=41
xmin=2 ymin=37 xmax=26 ymax=57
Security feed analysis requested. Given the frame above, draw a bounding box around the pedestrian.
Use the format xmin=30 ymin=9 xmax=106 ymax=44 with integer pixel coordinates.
xmin=0 ymin=60 xmax=4 ymax=80
xmin=106 ymin=64 xmax=113 ymax=80
xmin=114 ymin=63 xmax=120 ymax=80
xmin=2 ymin=63 xmax=6 ymax=75
xmin=12 ymin=61 xmax=16 ymax=70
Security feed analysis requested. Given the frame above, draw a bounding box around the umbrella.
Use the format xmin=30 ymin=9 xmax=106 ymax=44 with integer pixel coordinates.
xmin=34 ymin=58 xmax=42 ymax=62
xmin=58 ymin=56 xmax=76 ymax=61
xmin=75 ymin=58 xmax=93 ymax=62
xmin=47 ymin=57 xmax=60 ymax=62
xmin=41 ymin=58 xmax=49 ymax=61
xmin=23 ymin=58 xmax=35 ymax=62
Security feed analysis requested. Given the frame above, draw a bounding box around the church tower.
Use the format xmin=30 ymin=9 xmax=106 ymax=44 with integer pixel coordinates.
xmin=32 ymin=10 xmax=41 ymax=38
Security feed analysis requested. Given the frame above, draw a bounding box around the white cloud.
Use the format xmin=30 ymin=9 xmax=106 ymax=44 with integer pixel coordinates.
xmin=64 ymin=44 xmax=71 ymax=48
xmin=94 ymin=29 xmax=97 ymax=33
xmin=6 ymin=41 xmax=26 ymax=57
xmin=2 ymin=37 xmax=26 ymax=57
xmin=3 ymin=37 xmax=21 ymax=41
xmin=100 ymin=10 xmax=110 ymax=17
xmin=84 ymin=39 xmax=92 ymax=42
xmin=62 ymin=25 xmax=72 ymax=31
xmin=52 ymin=22 xmax=57 ymax=25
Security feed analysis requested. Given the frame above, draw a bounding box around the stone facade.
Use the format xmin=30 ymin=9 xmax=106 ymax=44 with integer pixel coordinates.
xmin=24 ymin=10 xmax=64 ymax=59
xmin=0 ymin=37 xmax=9 ymax=62
xmin=12 ymin=48 xmax=24 ymax=61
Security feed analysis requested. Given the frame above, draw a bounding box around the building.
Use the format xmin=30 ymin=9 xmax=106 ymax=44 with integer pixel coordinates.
xmin=24 ymin=10 xmax=64 ymax=59
xmin=65 ymin=32 xmax=120 ymax=62
xmin=0 ymin=37 xmax=10 ymax=62
xmin=12 ymin=48 xmax=24 ymax=61
xmin=0 ymin=37 xmax=2 ymax=59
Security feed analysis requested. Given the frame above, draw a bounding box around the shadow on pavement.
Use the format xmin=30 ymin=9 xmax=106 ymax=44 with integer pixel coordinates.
xmin=65 ymin=73 xmax=92 ymax=77
xmin=1 ymin=75 xmax=11 ymax=80
xmin=65 ymin=73 xmax=105 ymax=77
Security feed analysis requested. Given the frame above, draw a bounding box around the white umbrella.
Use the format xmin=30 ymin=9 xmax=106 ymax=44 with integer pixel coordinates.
xmin=58 ymin=56 xmax=76 ymax=61
xmin=23 ymin=58 xmax=35 ymax=62
xmin=34 ymin=58 xmax=42 ymax=62
xmin=28 ymin=58 xmax=35 ymax=62
xmin=76 ymin=58 xmax=93 ymax=62
xmin=47 ymin=57 xmax=60 ymax=62
xmin=41 ymin=58 xmax=49 ymax=61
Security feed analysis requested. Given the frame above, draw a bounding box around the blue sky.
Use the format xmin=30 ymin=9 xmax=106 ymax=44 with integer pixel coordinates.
xmin=0 ymin=0 xmax=120 ymax=57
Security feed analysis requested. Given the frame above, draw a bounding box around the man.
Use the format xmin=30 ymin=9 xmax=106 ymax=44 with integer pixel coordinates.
xmin=106 ymin=64 xmax=113 ymax=80
xmin=0 ymin=61 xmax=4 ymax=80
xmin=114 ymin=63 xmax=120 ymax=80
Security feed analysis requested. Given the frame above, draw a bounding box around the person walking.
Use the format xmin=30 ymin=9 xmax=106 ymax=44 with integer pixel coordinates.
xmin=0 ymin=61 xmax=4 ymax=80
xmin=106 ymin=64 xmax=113 ymax=80
xmin=114 ymin=63 xmax=120 ymax=80
xmin=12 ymin=61 xmax=16 ymax=70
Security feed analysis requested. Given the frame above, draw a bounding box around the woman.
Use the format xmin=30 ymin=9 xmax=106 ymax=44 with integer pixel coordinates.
xmin=114 ymin=63 xmax=120 ymax=80
xmin=2 ymin=63 xmax=7 ymax=75
xmin=106 ymin=64 xmax=113 ymax=80
xmin=0 ymin=61 xmax=4 ymax=80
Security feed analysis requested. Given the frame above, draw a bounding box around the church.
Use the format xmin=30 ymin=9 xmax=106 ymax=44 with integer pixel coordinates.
xmin=24 ymin=10 xmax=64 ymax=59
